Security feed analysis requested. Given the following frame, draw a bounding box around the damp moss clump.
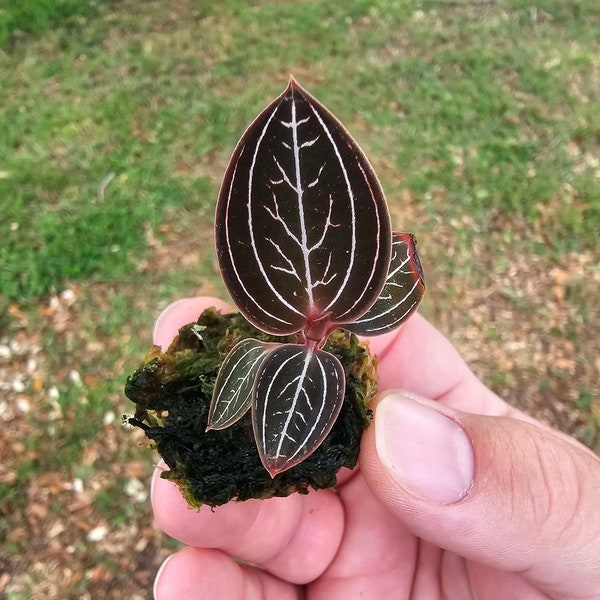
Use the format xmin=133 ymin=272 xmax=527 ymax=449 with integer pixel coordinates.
xmin=125 ymin=307 xmax=377 ymax=507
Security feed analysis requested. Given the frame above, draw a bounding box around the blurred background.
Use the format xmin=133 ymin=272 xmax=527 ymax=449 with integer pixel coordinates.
xmin=1 ymin=1 xmax=598 ymax=598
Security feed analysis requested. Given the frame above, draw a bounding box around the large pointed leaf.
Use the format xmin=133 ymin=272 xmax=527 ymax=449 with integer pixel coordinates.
xmin=207 ymin=338 xmax=274 ymax=430
xmin=346 ymin=232 xmax=425 ymax=336
xmin=252 ymin=345 xmax=345 ymax=476
xmin=216 ymin=77 xmax=391 ymax=339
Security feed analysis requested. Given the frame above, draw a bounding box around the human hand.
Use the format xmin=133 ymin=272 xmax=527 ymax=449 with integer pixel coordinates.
xmin=150 ymin=297 xmax=600 ymax=599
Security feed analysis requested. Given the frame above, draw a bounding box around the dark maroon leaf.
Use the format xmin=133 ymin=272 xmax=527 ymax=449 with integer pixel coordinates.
xmin=252 ymin=344 xmax=345 ymax=476
xmin=216 ymin=77 xmax=391 ymax=338
xmin=207 ymin=338 xmax=275 ymax=430
xmin=208 ymin=79 xmax=426 ymax=477
xmin=346 ymin=233 xmax=425 ymax=336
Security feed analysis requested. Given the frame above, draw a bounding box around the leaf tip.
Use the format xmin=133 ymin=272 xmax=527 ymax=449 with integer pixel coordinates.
xmin=205 ymin=412 xmax=223 ymax=432
xmin=265 ymin=464 xmax=282 ymax=479
xmin=287 ymin=73 xmax=304 ymax=94
xmin=259 ymin=454 xmax=298 ymax=479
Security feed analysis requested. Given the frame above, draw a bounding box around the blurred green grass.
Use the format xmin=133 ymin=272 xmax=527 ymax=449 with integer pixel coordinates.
xmin=0 ymin=0 xmax=101 ymax=50
xmin=1 ymin=0 xmax=599 ymax=302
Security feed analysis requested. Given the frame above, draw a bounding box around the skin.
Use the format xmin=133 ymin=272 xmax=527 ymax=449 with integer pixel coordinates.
xmin=150 ymin=297 xmax=600 ymax=600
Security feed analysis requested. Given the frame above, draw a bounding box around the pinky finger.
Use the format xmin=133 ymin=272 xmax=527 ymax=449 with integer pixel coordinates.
xmin=154 ymin=547 xmax=301 ymax=600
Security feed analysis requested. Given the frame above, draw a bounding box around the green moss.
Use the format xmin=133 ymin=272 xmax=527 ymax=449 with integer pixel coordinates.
xmin=125 ymin=308 xmax=376 ymax=507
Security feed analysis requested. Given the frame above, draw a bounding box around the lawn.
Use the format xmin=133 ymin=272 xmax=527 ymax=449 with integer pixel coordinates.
xmin=1 ymin=0 xmax=599 ymax=598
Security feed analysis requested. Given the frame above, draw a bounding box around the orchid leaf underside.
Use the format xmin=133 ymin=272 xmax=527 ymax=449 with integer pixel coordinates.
xmin=209 ymin=78 xmax=425 ymax=476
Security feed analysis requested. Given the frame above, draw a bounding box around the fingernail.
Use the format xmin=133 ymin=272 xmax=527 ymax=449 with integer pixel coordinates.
xmin=375 ymin=392 xmax=474 ymax=504
xmin=153 ymin=553 xmax=175 ymax=600
xmin=150 ymin=461 xmax=167 ymax=506
xmin=153 ymin=299 xmax=189 ymax=346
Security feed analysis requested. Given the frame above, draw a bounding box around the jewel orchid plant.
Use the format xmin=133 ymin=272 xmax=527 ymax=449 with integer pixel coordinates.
xmin=207 ymin=77 xmax=425 ymax=477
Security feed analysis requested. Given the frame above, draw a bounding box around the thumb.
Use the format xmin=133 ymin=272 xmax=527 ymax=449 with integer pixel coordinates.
xmin=360 ymin=391 xmax=600 ymax=598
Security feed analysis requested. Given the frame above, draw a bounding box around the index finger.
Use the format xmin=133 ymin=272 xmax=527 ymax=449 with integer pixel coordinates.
xmin=368 ymin=313 xmax=526 ymax=419
xmin=153 ymin=298 xmax=525 ymax=422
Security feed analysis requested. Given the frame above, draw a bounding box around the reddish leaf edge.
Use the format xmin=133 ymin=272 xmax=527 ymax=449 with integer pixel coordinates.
xmin=251 ymin=345 xmax=346 ymax=477
xmin=206 ymin=338 xmax=276 ymax=431
xmin=345 ymin=232 xmax=425 ymax=336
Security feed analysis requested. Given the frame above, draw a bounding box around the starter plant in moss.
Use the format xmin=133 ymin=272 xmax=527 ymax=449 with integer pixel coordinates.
xmin=125 ymin=77 xmax=425 ymax=506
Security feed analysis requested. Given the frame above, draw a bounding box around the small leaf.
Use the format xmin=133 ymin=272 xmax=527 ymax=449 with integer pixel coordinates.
xmin=346 ymin=233 xmax=425 ymax=336
xmin=253 ymin=345 xmax=345 ymax=476
xmin=215 ymin=77 xmax=391 ymax=338
xmin=207 ymin=338 xmax=274 ymax=430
